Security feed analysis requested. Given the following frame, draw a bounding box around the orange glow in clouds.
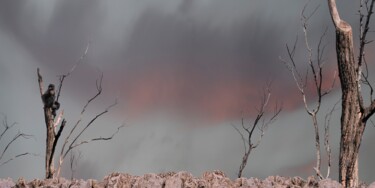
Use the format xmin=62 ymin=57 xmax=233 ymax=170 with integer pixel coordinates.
xmin=118 ymin=69 xmax=313 ymax=123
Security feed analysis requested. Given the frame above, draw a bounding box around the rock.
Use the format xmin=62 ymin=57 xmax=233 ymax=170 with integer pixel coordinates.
xmin=234 ymin=177 xmax=262 ymax=187
xmin=318 ymin=179 xmax=343 ymax=188
xmin=15 ymin=177 xmax=27 ymax=188
xmin=104 ymin=172 xmax=133 ymax=188
xmin=133 ymin=173 xmax=164 ymax=188
xmin=202 ymin=170 xmax=233 ymax=188
xmin=291 ymin=176 xmax=305 ymax=187
xmin=165 ymin=171 xmax=189 ymax=188
xmin=8 ymin=172 xmax=348 ymax=188
xmin=165 ymin=171 xmax=198 ymax=188
xmin=368 ymin=182 xmax=375 ymax=188
xmin=158 ymin=172 xmax=177 ymax=179
xmin=303 ymin=176 xmax=318 ymax=188
xmin=0 ymin=178 xmax=15 ymax=188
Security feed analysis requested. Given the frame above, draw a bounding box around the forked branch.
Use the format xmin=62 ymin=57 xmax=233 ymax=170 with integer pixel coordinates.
xmin=0 ymin=115 xmax=35 ymax=167
xmin=55 ymin=73 xmax=123 ymax=177
xmin=233 ymin=82 xmax=282 ymax=178
xmin=358 ymin=0 xmax=375 ymax=115
xmin=281 ymin=3 xmax=335 ymax=180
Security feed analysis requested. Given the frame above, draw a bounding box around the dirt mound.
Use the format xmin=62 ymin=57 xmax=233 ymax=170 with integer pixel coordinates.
xmin=0 ymin=170 xmax=363 ymax=188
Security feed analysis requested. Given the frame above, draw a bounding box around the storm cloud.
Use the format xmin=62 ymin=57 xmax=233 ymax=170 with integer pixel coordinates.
xmin=0 ymin=0 xmax=375 ymax=184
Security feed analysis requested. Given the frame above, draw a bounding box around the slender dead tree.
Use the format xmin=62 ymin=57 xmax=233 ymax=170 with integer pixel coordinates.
xmin=0 ymin=115 xmax=35 ymax=167
xmin=280 ymin=3 xmax=336 ymax=180
xmin=37 ymin=44 xmax=124 ymax=179
xmin=232 ymin=82 xmax=282 ymax=178
xmin=327 ymin=0 xmax=375 ymax=186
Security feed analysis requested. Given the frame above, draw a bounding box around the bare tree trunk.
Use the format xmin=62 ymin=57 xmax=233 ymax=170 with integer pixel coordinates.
xmin=238 ymin=149 xmax=251 ymax=178
xmin=37 ymin=44 xmax=123 ymax=179
xmin=44 ymin=107 xmax=55 ymax=179
xmin=311 ymin=115 xmax=322 ymax=179
xmin=335 ymin=23 xmax=364 ymax=187
xmin=328 ymin=1 xmax=367 ymax=186
xmin=38 ymin=68 xmax=56 ymax=179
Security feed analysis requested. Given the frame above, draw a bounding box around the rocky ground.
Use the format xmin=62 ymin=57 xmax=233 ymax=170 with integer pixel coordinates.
xmin=1 ymin=171 xmax=374 ymax=188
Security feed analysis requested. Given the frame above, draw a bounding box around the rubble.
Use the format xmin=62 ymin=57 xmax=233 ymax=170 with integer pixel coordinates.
xmin=1 ymin=171 xmax=370 ymax=188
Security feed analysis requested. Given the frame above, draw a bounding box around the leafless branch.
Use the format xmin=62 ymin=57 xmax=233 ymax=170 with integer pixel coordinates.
xmin=324 ymin=100 xmax=340 ymax=178
xmin=0 ymin=152 xmax=39 ymax=167
xmin=0 ymin=116 xmax=36 ymax=167
xmin=37 ymin=68 xmax=44 ymax=97
xmin=302 ymin=0 xmax=320 ymax=22
xmin=233 ymin=82 xmax=282 ymax=178
xmin=66 ymin=99 xmax=117 ymax=155
xmin=70 ymin=124 xmax=124 ymax=150
xmin=281 ymin=4 xmax=335 ymax=180
xmin=358 ymin=0 xmax=375 ymax=103
xmin=59 ymin=74 xmax=104 ymax=162
xmin=0 ymin=132 xmax=34 ymax=161
xmin=0 ymin=115 xmax=17 ymax=142
xmin=231 ymin=123 xmax=248 ymax=154
xmin=56 ymin=42 xmax=90 ymax=102
xmin=358 ymin=0 xmax=375 ymax=69
xmin=55 ymin=73 xmax=121 ymax=177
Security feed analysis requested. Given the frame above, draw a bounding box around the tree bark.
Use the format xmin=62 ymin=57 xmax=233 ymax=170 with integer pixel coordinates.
xmin=336 ymin=20 xmax=365 ymax=188
xmin=238 ymin=149 xmax=251 ymax=178
xmin=44 ymin=107 xmax=55 ymax=179
xmin=38 ymin=68 xmax=57 ymax=179
xmin=328 ymin=1 xmax=366 ymax=186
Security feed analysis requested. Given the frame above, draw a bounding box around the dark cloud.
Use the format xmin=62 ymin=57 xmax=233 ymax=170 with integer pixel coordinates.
xmin=0 ymin=0 xmax=375 ymax=184
xmin=0 ymin=0 xmax=103 ymax=70
xmin=104 ymin=3 xmax=294 ymax=121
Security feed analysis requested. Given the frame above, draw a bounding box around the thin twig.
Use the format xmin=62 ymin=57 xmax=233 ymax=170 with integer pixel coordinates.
xmin=324 ymin=100 xmax=340 ymax=178
xmin=0 ymin=116 xmax=17 ymax=142
xmin=56 ymin=43 xmax=90 ymax=102
xmin=66 ymin=100 xmax=118 ymax=157
xmin=0 ymin=132 xmax=34 ymax=161
xmin=358 ymin=0 xmax=375 ymax=102
xmin=231 ymin=123 xmax=248 ymax=153
xmin=70 ymin=124 xmax=124 ymax=150
xmin=0 ymin=153 xmax=38 ymax=167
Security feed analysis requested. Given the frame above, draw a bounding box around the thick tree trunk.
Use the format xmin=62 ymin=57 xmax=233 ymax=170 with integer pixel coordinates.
xmin=327 ymin=1 xmax=368 ymax=186
xmin=334 ymin=18 xmax=365 ymax=188
xmin=44 ymin=107 xmax=55 ymax=179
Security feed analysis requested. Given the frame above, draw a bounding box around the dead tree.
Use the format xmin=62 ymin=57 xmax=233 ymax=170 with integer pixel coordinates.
xmin=280 ymin=3 xmax=336 ymax=180
xmin=232 ymin=82 xmax=282 ymax=178
xmin=37 ymin=44 xmax=123 ymax=179
xmin=327 ymin=0 xmax=375 ymax=186
xmin=0 ymin=115 xmax=35 ymax=167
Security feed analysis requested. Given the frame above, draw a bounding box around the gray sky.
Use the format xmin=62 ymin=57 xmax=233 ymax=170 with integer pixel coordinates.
xmin=0 ymin=0 xmax=375 ymax=184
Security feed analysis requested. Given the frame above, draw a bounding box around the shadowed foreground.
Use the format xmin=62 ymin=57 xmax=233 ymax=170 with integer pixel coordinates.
xmin=2 ymin=170 xmax=372 ymax=188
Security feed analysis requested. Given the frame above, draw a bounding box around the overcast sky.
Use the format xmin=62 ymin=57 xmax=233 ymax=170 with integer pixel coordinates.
xmin=0 ymin=0 xmax=375 ymax=184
